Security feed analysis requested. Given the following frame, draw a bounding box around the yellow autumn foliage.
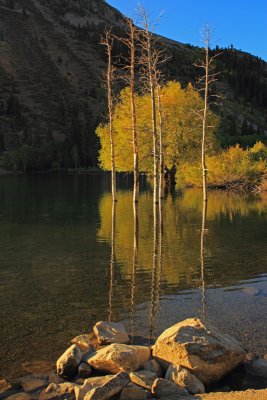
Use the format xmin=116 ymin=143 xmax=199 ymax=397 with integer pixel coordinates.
xmin=96 ymin=81 xmax=219 ymax=172
xmin=181 ymin=142 xmax=267 ymax=188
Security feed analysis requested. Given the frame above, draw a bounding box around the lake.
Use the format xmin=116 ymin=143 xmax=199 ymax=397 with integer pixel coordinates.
xmin=0 ymin=174 xmax=266 ymax=380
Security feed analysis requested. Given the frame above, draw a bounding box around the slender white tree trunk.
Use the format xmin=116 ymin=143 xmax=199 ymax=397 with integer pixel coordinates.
xmin=105 ymin=32 xmax=117 ymax=202
xmin=202 ymin=35 xmax=209 ymax=202
xmin=129 ymin=21 xmax=139 ymax=203
xmin=157 ymin=85 xmax=164 ymax=200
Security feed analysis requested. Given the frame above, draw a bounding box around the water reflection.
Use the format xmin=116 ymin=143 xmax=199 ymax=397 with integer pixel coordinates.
xmin=130 ymin=202 xmax=138 ymax=342
xmin=0 ymin=176 xmax=266 ymax=380
xmin=108 ymin=202 xmax=116 ymax=322
xmin=200 ymin=199 xmax=207 ymax=322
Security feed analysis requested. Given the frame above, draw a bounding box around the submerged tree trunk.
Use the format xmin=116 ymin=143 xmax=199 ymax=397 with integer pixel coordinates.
xmin=108 ymin=201 xmax=116 ymax=322
xmin=149 ymin=201 xmax=159 ymax=341
xmin=157 ymin=85 xmax=164 ymax=200
xmin=200 ymin=199 xmax=207 ymax=322
xmin=131 ymin=201 xmax=138 ymax=342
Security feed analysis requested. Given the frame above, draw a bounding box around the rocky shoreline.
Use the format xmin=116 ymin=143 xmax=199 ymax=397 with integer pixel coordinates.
xmin=1 ymin=318 xmax=267 ymax=400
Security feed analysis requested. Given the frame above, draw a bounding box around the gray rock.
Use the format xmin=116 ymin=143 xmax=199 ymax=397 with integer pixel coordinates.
xmin=151 ymin=378 xmax=189 ymax=398
xmin=165 ymin=364 xmax=205 ymax=394
xmin=246 ymin=358 xmax=267 ymax=378
xmin=130 ymin=370 xmax=158 ymax=390
xmin=56 ymin=344 xmax=83 ymax=379
xmin=143 ymin=359 xmax=162 ymax=377
xmin=153 ymin=318 xmax=246 ymax=384
xmin=93 ymin=321 xmax=129 ymax=345
xmin=74 ymin=376 xmax=114 ymax=400
xmin=87 ymin=343 xmax=151 ymax=374
xmin=120 ymin=383 xmax=151 ymax=399
xmin=78 ymin=363 xmax=92 ymax=379
xmin=84 ymin=372 xmax=130 ymax=400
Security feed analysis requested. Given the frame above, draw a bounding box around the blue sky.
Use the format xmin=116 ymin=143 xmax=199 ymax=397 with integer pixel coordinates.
xmin=106 ymin=0 xmax=267 ymax=61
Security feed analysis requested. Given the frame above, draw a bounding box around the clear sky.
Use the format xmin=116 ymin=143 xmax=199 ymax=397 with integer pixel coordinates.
xmin=106 ymin=0 xmax=267 ymax=61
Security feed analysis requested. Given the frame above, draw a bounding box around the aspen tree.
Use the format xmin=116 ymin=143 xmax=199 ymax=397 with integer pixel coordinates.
xmin=117 ymin=19 xmax=139 ymax=203
xmin=194 ymin=26 xmax=222 ymax=202
xmin=157 ymin=84 xmax=165 ymax=200
xmin=137 ymin=5 xmax=166 ymax=204
xmin=101 ymin=30 xmax=117 ymax=202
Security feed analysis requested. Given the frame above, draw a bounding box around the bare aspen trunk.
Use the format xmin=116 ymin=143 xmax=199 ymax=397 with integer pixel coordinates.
xmin=202 ymin=36 xmax=209 ymax=202
xmin=147 ymin=40 xmax=159 ymax=204
xmin=157 ymin=85 xmax=164 ymax=200
xmin=129 ymin=21 xmax=139 ymax=203
xmin=105 ymin=32 xmax=117 ymax=202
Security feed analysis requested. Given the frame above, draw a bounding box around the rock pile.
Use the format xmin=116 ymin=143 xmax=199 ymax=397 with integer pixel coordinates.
xmin=2 ymin=318 xmax=266 ymax=400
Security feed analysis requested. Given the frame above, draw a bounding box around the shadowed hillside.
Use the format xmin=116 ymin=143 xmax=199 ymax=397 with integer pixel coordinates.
xmin=0 ymin=0 xmax=266 ymax=170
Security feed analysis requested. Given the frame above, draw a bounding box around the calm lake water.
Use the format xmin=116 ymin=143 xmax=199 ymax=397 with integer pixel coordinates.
xmin=0 ymin=174 xmax=267 ymax=380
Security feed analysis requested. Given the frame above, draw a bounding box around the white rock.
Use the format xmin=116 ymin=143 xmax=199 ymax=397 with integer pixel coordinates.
xmin=84 ymin=372 xmax=130 ymax=400
xmin=93 ymin=321 xmax=129 ymax=345
xmin=56 ymin=344 xmax=83 ymax=379
xmin=87 ymin=343 xmax=151 ymax=374
xmin=153 ymin=318 xmax=246 ymax=384
xmin=75 ymin=376 xmax=114 ymax=400
xmin=165 ymin=364 xmax=205 ymax=394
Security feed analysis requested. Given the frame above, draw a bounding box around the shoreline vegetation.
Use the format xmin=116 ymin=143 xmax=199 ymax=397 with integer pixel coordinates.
xmin=1 ymin=318 xmax=267 ymax=400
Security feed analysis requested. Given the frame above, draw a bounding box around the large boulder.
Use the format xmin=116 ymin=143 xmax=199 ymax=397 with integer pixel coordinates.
xmin=56 ymin=344 xmax=83 ymax=379
xmin=153 ymin=318 xmax=246 ymax=384
xmin=87 ymin=344 xmax=151 ymax=374
xmin=93 ymin=321 xmax=129 ymax=345
xmin=165 ymin=364 xmax=205 ymax=394
xmin=83 ymin=372 xmax=130 ymax=400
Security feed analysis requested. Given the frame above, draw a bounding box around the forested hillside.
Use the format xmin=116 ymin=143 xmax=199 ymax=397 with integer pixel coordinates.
xmin=0 ymin=0 xmax=266 ymax=171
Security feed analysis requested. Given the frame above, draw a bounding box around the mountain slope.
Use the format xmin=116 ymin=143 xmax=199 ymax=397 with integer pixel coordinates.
xmin=0 ymin=0 xmax=266 ymax=170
